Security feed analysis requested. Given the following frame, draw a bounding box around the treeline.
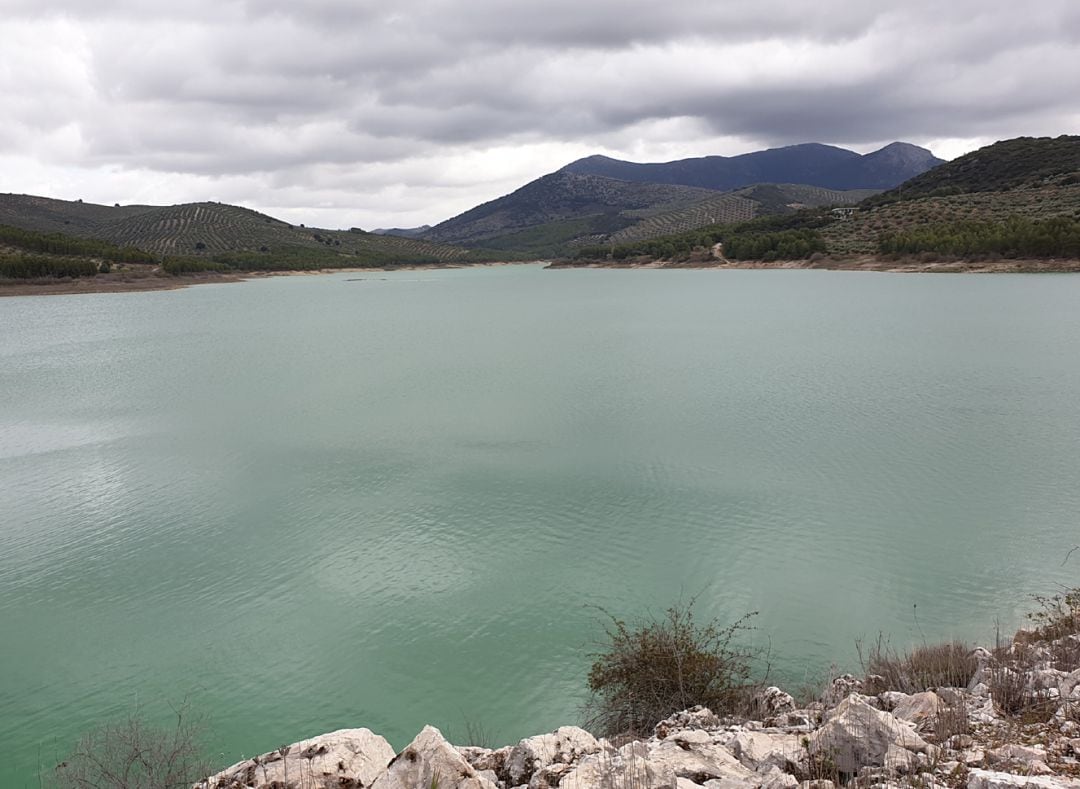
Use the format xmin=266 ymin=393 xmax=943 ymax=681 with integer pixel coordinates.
xmin=0 ymin=254 xmax=100 ymax=279
xmin=576 ymin=211 xmax=829 ymax=262
xmin=0 ymin=224 xmax=149 ymax=263
xmin=878 ymin=215 xmax=1080 ymax=258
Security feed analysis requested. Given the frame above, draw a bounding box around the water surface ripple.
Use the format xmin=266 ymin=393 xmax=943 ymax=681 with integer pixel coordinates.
xmin=2 ymin=266 xmax=1079 ymax=785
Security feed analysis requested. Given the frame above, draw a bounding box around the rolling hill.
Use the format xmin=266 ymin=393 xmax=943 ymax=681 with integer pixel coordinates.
xmin=563 ymin=136 xmax=1080 ymax=267
xmin=0 ymin=193 xmax=467 ymax=265
xmin=420 ymin=170 xmax=878 ymax=257
xmin=561 ymin=142 xmax=943 ymax=191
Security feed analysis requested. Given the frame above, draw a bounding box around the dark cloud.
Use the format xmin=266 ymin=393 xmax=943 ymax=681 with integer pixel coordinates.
xmin=3 ymin=1 xmax=1079 ymax=228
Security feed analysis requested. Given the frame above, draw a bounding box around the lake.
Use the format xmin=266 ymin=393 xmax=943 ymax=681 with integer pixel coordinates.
xmin=2 ymin=264 xmax=1079 ymax=785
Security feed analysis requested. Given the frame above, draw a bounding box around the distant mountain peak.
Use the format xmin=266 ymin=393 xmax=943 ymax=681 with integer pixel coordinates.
xmin=560 ymin=142 xmax=942 ymax=191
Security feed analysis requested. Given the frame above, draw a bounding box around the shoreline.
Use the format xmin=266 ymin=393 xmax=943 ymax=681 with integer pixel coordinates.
xmin=547 ymin=255 xmax=1080 ymax=274
xmin=5 ymin=255 xmax=1080 ymax=297
xmin=0 ymin=260 xmax=525 ymax=298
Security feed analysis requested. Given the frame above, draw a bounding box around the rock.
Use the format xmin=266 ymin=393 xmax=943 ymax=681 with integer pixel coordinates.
xmin=504 ymin=726 xmax=599 ymax=785
xmin=758 ymin=764 xmax=799 ymax=789
xmin=966 ymin=768 xmax=1080 ymax=788
xmin=1060 ymin=670 xmax=1080 ymax=699
xmin=800 ymin=782 xmax=835 ymax=789
xmin=822 ymin=675 xmax=864 ymax=707
xmin=561 ymin=741 xmax=677 ymax=789
xmin=458 ymin=746 xmax=512 ymax=776
xmin=1031 ymin=670 xmax=1068 ymax=693
xmin=754 ymin=687 xmax=797 ymax=718
xmin=808 ymin=694 xmax=928 ymax=775
xmin=893 ymin=692 xmax=943 ymax=731
xmin=970 ymin=649 xmax=994 ymax=690
xmin=676 ymin=779 xmax=705 ymax=789
xmin=370 ymin=726 xmax=497 ymax=789
xmin=647 ymin=736 xmax=756 ymax=785
xmin=884 ymin=744 xmax=918 ymax=774
xmin=987 ymin=744 xmax=1048 ymax=767
xmin=878 ymin=692 xmax=910 ymax=712
xmin=655 ymin=707 xmax=722 ymax=739
xmin=729 ymin=731 xmax=804 ymax=773
xmin=197 ymin=728 xmax=395 ymax=789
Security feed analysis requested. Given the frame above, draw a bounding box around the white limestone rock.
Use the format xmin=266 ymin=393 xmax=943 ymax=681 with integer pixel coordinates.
xmin=370 ymin=726 xmax=497 ymax=789
xmin=504 ymin=726 xmax=600 ymax=785
xmin=966 ymin=768 xmax=1080 ymax=789
xmin=197 ymin=728 xmax=394 ymax=789
xmin=808 ymin=694 xmax=928 ymax=775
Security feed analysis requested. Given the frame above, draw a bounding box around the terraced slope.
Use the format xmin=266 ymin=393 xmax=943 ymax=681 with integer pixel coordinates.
xmin=606 ymin=184 xmax=875 ymax=246
xmin=824 ymin=182 xmax=1080 ymax=255
xmin=0 ymin=194 xmax=466 ymax=264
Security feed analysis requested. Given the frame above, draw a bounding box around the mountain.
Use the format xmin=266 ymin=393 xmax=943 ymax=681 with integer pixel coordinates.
xmin=422 ymin=171 xmax=726 ymax=247
xmin=0 ymin=193 xmax=466 ymax=265
xmin=561 ymin=142 xmax=944 ymax=191
xmin=421 ymin=168 xmax=879 ymax=257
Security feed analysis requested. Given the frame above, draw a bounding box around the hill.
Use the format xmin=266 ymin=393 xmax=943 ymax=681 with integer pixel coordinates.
xmin=420 ymin=171 xmax=877 ymax=257
xmin=422 ymin=171 xmax=723 ymax=247
xmin=0 ymin=193 xmax=467 ymax=267
xmin=866 ymin=135 xmax=1080 ymax=204
xmin=564 ymin=137 xmax=1080 ymax=268
xmin=561 ymin=142 xmax=943 ymax=191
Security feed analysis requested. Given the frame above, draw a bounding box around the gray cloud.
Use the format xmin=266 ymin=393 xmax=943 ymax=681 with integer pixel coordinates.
xmin=3 ymin=0 xmax=1079 ymax=228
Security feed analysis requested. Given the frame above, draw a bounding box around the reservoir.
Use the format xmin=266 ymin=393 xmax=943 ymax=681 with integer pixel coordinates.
xmin=1 ymin=265 xmax=1078 ymax=785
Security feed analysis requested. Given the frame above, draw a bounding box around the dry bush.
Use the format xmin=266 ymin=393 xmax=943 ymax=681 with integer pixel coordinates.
xmin=1027 ymin=587 xmax=1080 ymax=642
xmin=859 ymin=636 xmax=977 ymax=695
xmin=583 ymin=599 xmax=758 ymax=737
xmin=49 ymin=704 xmax=211 ymax=789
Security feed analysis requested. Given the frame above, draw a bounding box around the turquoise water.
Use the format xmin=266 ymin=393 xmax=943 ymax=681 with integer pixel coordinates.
xmin=2 ymin=265 xmax=1079 ymax=784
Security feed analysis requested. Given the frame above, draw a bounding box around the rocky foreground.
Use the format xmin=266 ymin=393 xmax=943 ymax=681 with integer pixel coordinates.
xmin=197 ymin=633 xmax=1080 ymax=789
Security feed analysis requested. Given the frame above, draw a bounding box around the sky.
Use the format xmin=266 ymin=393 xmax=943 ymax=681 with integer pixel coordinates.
xmin=3 ymin=1 xmax=1079 ymax=230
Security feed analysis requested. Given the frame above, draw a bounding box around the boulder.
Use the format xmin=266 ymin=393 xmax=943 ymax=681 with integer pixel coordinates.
xmin=892 ymin=691 xmax=943 ymax=731
xmin=197 ymin=728 xmax=394 ymax=789
xmin=966 ymin=768 xmax=1080 ymax=789
xmin=729 ymin=731 xmax=804 ymax=773
xmin=647 ymin=736 xmax=756 ymax=785
xmin=370 ymin=726 xmax=497 ymax=789
xmin=504 ymin=726 xmax=599 ymax=785
xmin=753 ymin=687 xmax=797 ymax=718
xmin=1059 ymin=669 xmax=1080 ymax=699
xmin=560 ymin=741 xmax=677 ymax=789
xmin=822 ymin=675 xmax=864 ymax=707
xmin=655 ymin=706 xmax=722 ymax=739
xmin=878 ymin=692 xmax=910 ymax=712
xmin=808 ymin=694 xmax=928 ymax=775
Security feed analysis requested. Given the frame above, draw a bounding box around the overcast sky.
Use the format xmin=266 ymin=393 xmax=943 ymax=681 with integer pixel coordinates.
xmin=3 ymin=1 xmax=1079 ymax=229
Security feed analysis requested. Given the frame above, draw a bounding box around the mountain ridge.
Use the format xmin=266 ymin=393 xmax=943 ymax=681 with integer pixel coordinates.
xmin=560 ymin=141 xmax=942 ymax=191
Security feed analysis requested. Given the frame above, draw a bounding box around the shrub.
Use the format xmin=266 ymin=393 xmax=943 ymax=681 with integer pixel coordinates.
xmin=584 ymin=599 xmax=757 ymax=737
xmin=860 ymin=636 xmax=977 ymax=694
xmin=49 ymin=705 xmax=211 ymax=789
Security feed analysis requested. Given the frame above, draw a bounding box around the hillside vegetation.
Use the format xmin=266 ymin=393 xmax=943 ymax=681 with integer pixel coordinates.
xmin=0 ymin=194 xmax=468 ymax=279
xmin=569 ymin=137 xmax=1080 ymax=266
xmin=867 ymin=135 xmax=1080 ymax=204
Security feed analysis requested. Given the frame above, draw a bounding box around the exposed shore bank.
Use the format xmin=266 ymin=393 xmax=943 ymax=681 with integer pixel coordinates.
xmin=6 ymin=255 xmax=1080 ymax=298
xmin=0 ymin=261 xmax=522 ymax=298
xmin=547 ymin=256 xmax=1080 ymax=274
xmin=197 ymin=623 xmax=1080 ymax=789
